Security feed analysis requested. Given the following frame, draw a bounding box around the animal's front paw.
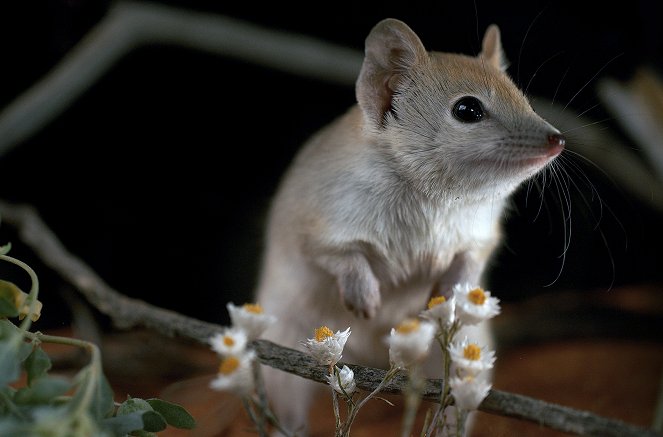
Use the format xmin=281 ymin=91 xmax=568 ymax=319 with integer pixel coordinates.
xmin=338 ymin=269 xmax=381 ymax=319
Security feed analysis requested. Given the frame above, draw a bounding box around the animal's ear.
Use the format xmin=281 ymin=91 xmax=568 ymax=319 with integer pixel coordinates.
xmin=356 ymin=18 xmax=428 ymax=128
xmin=480 ymin=24 xmax=509 ymax=71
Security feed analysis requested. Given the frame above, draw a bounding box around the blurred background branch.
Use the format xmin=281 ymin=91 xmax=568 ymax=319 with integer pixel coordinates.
xmin=0 ymin=1 xmax=362 ymax=158
xmin=1 ymin=1 xmax=663 ymax=214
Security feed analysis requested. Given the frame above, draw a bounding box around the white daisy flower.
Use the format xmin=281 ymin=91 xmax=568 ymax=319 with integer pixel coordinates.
xmin=448 ymin=337 xmax=496 ymax=376
xmin=209 ymin=327 xmax=248 ymax=356
xmin=209 ymin=351 xmax=256 ymax=395
xmin=302 ymin=326 xmax=351 ymax=366
xmin=449 ymin=375 xmax=491 ymax=410
xmin=453 ymin=284 xmax=500 ymax=325
xmin=326 ymin=365 xmax=356 ymax=396
xmin=420 ymin=295 xmax=456 ymax=329
xmin=226 ymin=302 xmax=277 ymax=340
xmin=387 ymin=318 xmax=436 ymax=369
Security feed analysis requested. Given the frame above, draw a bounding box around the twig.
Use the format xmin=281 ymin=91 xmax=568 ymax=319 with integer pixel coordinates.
xmin=251 ymin=340 xmax=661 ymax=437
xmin=0 ymin=199 xmax=220 ymax=342
xmin=0 ymin=199 xmax=661 ymax=437
xmin=0 ymin=1 xmax=363 ymax=158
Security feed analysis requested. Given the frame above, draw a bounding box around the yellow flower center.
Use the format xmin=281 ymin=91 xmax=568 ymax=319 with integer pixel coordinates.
xmin=427 ymin=296 xmax=446 ymax=309
xmin=468 ymin=288 xmax=486 ymax=305
xmin=463 ymin=344 xmax=482 ymax=361
xmin=218 ymin=356 xmax=240 ymax=375
xmin=243 ymin=303 xmax=264 ymax=314
xmin=223 ymin=336 xmax=235 ymax=347
xmin=396 ymin=318 xmax=420 ymax=334
xmin=315 ymin=326 xmax=334 ymax=342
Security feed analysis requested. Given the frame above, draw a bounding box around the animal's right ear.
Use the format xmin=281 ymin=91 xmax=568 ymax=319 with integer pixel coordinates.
xmin=356 ymin=19 xmax=428 ymax=128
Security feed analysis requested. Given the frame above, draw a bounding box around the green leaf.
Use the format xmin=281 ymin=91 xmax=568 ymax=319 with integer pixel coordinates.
xmin=0 ymin=297 xmax=18 ymax=318
xmin=0 ymin=281 xmax=20 ymax=318
xmin=0 ymin=419 xmax=33 ymax=437
xmin=116 ymin=398 xmax=167 ymax=433
xmin=24 ymin=346 xmax=52 ymax=385
xmin=102 ymin=412 xmax=144 ymax=436
xmin=69 ymin=367 xmax=115 ymax=421
xmin=146 ymin=398 xmax=196 ymax=429
xmin=17 ymin=342 xmax=32 ymax=362
xmin=0 ymin=349 xmax=21 ymax=387
xmin=117 ymin=397 xmax=153 ymax=416
xmin=90 ymin=373 xmax=115 ymax=420
xmin=0 ymin=386 xmax=17 ymax=416
xmin=0 ymin=317 xmax=23 ymax=337
xmin=140 ymin=410 xmax=167 ymax=432
xmin=0 ymin=320 xmax=29 ymax=386
xmin=0 ymin=242 xmax=11 ymax=255
xmin=13 ymin=376 xmax=70 ymax=404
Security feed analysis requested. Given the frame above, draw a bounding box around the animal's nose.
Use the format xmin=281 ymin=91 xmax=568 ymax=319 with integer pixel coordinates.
xmin=547 ymin=133 xmax=566 ymax=149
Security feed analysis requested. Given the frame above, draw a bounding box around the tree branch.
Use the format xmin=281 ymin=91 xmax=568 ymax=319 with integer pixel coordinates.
xmin=0 ymin=199 xmax=220 ymax=342
xmin=0 ymin=199 xmax=660 ymax=437
xmin=0 ymin=1 xmax=362 ymax=158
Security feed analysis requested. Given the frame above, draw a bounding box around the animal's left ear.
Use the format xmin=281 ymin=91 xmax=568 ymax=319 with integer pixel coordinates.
xmin=480 ymin=24 xmax=509 ymax=71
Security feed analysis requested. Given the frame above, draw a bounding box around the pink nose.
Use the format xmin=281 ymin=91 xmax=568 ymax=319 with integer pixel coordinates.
xmin=547 ymin=133 xmax=566 ymax=149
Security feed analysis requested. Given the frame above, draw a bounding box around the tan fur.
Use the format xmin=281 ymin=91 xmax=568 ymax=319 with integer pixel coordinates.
xmin=255 ymin=18 xmax=563 ymax=436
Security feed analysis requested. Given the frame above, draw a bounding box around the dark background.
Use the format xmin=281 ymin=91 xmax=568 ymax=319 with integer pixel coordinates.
xmin=0 ymin=0 xmax=662 ymax=328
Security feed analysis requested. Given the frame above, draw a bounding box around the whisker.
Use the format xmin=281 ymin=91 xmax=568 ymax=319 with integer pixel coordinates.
xmin=563 ymin=52 xmax=624 ymax=110
xmin=473 ymin=0 xmax=480 ymax=49
xmin=524 ymin=51 xmax=564 ymax=97
xmin=560 ymin=117 xmax=614 ymax=135
xmin=553 ymin=151 xmax=624 ymax=290
xmin=517 ymin=6 xmax=548 ymax=86
xmin=533 ymin=168 xmax=548 ymax=222
xmin=543 ymin=161 xmax=572 ymax=287
xmin=560 ymin=151 xmax=628 ymax=247
xmin=575 ymin=102 xmax=603 ymax=119
xmin=552 ymin=65 xmax=570 ymax=106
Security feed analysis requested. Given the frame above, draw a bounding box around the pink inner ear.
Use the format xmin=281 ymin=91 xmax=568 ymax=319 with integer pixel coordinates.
xmin=356 ymin=19 xmax=428 ymax=128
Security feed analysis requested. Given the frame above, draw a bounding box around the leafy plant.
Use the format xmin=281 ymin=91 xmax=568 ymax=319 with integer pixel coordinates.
xmin=0 ymin=242 xmax=196 ymax=436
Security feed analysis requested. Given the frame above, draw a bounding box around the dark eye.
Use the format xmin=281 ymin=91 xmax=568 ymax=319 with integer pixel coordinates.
xmin=452 ymin=96 xmax=485 ymax=122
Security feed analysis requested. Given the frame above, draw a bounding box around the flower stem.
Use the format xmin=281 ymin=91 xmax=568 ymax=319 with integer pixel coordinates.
xmin=243 ymin=397 xmax=267 ymax=437
xmin=341 ymin=366 xmax=400 ymax=436
xmin=260 ymin=403 xmax=294 ymax=437
xmin=23 ymin=331 xmax=105 ymax=421
xmin=420 ymin=408 xmax=433 ymax=437
xmin=426 ymin=320 xmax=460 ymax=436
xmin=329 ymin=365 xmax=343 ymax=436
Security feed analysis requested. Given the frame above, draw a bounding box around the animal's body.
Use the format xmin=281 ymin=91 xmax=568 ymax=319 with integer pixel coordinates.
xmin=255 ymin=18 xmax=565 ymax=435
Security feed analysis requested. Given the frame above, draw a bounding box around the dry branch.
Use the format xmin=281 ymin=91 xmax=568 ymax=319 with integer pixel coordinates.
xmin=253 ymin=339 xmax=662 ymax=437
xmin=0 ymin=199 xmax=660 ymax=437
